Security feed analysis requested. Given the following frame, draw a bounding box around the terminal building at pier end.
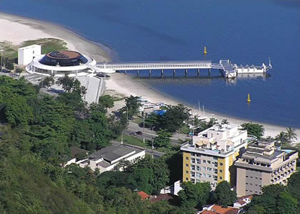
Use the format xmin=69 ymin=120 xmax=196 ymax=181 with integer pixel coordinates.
xmin=180 ymin=124 xmax=250 ymax=189
xmin=23 ymin=48 xmax=97 ymax=77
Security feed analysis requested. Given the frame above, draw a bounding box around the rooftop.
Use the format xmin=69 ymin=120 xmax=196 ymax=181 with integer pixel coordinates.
xmin=89 ymin=144 xmax=144 ymax=163
xmin=137 ymin=191 xmax=149 ymax=200
xmin=201 ymin=205 xmax=239 ymax=214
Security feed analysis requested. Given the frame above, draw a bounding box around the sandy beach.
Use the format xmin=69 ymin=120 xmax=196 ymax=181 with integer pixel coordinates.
xmin=0 ymin=12 xmax=299 ymax=142
xmin=0 ymin=13 xmax=111 ymax=63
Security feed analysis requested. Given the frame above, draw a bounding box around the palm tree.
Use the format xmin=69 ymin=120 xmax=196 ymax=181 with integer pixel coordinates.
xmin=275 ymin=131 xmax=288 ymax=143
xmin=221 ymin=119 xmax=229 ymax=125
xmin=286 ymin=127 xmax=297 ymax=142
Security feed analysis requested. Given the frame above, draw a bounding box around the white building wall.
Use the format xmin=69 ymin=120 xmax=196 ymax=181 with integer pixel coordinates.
xmin=18 ymin=45 xmax=41 ymax=66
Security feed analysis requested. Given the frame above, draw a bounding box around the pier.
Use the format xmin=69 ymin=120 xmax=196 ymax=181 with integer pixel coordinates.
xmin=95 ymin=59 xmax=272 ymax=79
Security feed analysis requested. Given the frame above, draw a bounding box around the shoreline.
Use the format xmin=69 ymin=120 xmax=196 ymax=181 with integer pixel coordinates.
xmin=106 ymin=73 xmax=300 ymax=140
xmin=0 ymin=12 xmax=299 ymax=141
xmin=0 ymin=12 xmax=112 ymax=63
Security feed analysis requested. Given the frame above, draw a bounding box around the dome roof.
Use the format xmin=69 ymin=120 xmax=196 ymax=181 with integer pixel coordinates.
xmin=39 ymin=50 xmax=88 ymax=66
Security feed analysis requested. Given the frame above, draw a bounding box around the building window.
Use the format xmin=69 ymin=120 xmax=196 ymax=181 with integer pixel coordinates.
xmin=191 ymin=172 xmax=195 ymax=177
xmin=213 ymin=157 xmax=218 ymax=160
xmin=197 ymin=166 xmax=200 ymax=171
xmin=186 ymin=177 xmax=188 ymax=181
xmin=197 ymin=159 xmax=201 ymax=164
xmin=191 ymin=158 xmax=195 ymax=163
xmin=186 ymin=171 xmax=188 ymax=174
xmin=214 ymin=176 xmax=218 ymax=181
xmin=191 ymin=179 xmax=195 ymax=183
xmin=203 ymin=160 xmax=206 ymax=163
xmin=220 ymin=163 xmax=223 ymax=166
xmin=186 ymin=157 xmax=189 ymax=160
xmin=207 ymin=161 xmax=211 ymax=164
xmin=246 ymin=183 xmax=248 ymax=185
xmin=219 ymin=176 xmax=223 ymax=180
xmin=246 ymin=175 xmax=248 ymax=178
xmin=186 ymin=164 xmax=189 ymax=167
xmin=220 ymin=170 xmax=223 ymax=173
xmin=202 ymin=167 xmax=206 ymax=170
xmin=191 ymin=165 xmax=195 ymax=170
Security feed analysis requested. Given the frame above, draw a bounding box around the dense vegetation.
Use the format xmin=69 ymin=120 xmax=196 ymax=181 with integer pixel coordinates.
xmin=0 ymin=76 xmax=186 ymax=213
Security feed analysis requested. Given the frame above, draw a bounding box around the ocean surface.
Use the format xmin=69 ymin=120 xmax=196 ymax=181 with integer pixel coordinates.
xmin=0 ymin=0 xmax=299 ymax=128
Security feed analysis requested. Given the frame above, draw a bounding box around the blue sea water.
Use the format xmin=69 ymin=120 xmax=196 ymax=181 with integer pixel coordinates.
xmin=0 ymin=0 xmax=299 ymax=127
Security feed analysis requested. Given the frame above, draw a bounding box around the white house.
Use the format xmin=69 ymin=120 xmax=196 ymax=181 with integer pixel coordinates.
xmin=18 ymin=45 xmax=41 ymax=66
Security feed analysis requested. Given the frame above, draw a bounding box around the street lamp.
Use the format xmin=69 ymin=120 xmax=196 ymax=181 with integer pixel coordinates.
xmin=0 ymin=49 xmax=3 ymax=73
xmin=121 ymin=106 xmax=129 ymax=145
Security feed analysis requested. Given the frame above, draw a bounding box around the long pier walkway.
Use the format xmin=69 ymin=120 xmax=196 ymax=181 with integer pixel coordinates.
xmin=95 ymin=59 xmax=271 ymax=79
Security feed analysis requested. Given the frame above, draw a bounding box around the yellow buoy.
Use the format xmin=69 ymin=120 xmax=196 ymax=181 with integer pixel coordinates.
xmin=247 ymin=94 xmax=251 ymax=103
xmin=204 ymin=46 xmax=207 ymax=55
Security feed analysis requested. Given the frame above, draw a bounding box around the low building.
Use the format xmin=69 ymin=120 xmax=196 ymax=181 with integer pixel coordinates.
xmin=181 ymin=124 xmax=249 ymax=189
xmin=18 ymin=45 xmax=41 ymax=66
xmin=233 ymin=195 xmax=253 ymax=209
xmin=77 ymin=143 xmax=145 ymax=173
xmin=200 ymin=204 xmax=239 ymax=214
xmin=235 ymin=141 xmax=298 ymax=197
xmin=137 ymin=191 xmax=149 ymax=200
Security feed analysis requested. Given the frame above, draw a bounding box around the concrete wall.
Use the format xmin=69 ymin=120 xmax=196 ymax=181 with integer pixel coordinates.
xmin=18 ymin=45 xmax=41 ymax=66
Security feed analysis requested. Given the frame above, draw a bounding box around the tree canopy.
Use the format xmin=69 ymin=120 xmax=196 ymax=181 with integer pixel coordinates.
xmin=178 ymin=181 xmax=211 ymax=209
xmin=241 ymin=123 xmax=264 ymax=139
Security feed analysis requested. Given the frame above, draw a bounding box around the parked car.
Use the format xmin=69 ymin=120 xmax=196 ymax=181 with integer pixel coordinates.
xmin=136 ymin=131 xmax=143 ymax=135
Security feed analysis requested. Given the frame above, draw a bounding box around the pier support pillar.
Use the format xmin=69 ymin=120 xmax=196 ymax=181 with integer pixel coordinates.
xmin=173 ymin=69 xmax=176 ymax=77
xmin=161 ymin=69 xmax=164 ymax=78
xmin=137 ymin=70 xmax=139 ymax=77
xmin=197 ymin=69 xmax=200 ymax=77
xmin=149 ymin=70 xmax=152 ymax=78
xmin=185 ymin=69 xmax=188 ymax=77
xmin=208 ymin=68 xmax=211 ymax=76
xmin=124 ymin=70 xmax=127 ymax=75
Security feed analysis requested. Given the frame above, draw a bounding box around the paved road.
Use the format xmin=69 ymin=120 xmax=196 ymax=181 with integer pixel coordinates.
xmin=126 ymin=122 xmax=191 ymax=146
xmin=111 ymin=140 xmax=164 ymax=158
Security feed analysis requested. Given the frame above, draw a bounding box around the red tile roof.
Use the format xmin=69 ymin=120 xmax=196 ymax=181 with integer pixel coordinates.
xmin=150 ymin=193 xmax=174 ymax=203
xmin=137 ymin=191 xmax=149 ymax=200
xmin=202 ymin=205 xmax=239 ymax=214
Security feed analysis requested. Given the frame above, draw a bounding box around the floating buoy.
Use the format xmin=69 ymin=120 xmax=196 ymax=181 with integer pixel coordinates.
xmin=204 ymin=46 xmax=207 ymax=55
xmin=247 ymin=94 xmax=251 ymax=103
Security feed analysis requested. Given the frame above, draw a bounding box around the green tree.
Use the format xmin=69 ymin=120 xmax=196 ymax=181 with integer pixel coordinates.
xmin=277 ymin=191 xmax=298 ymax=214
xmin=153 ymin=129 xmax=172 ymax=148
xmin=123 ymin=95 xmax=141 ymax=119
xmin=178 ymin=182 xmax=211 ymax=208
xmin=0 ymin=87 xmax=33 ymax=126
xmin=275 ymin=131 xmax=288 ymax=143
xmin=214 ymin=181 xmax=236 ymax=207
xmin=40 ymin=76 xmax=54 ymax=88
xmin=241 ymin=123 xmax=264 ymax=139
xmin=221 ymin=119 xmax=229 ymax=125
xmin=287 ymin=172 xmax=300 ymax=202
xmin=15 ymin=66 xmax=24 ymax=75
xmin=247 ymin=184 xmax=289 ymax=214
xmin=99 ymin=95 xmax=114 ymax=109
xmin=286 ymin=127 xmax=297 ymax=142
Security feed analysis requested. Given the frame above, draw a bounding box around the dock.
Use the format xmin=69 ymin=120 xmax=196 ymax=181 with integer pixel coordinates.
xmin=95 ymin=59 xmax=272 ymax=79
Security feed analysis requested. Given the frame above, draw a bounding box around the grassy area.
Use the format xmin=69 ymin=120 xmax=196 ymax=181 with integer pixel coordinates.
xmin=178 ymin=124 xmax=191 ymax=135
xmin=132 ymin=116 xmax=143 ymax=125
xmin=116 ymin=134 xmax=181 ymax=154
xmin=1 ymin=38 xmax=68 ymax=60
xmin=117 ymin=134 xmax=147 ymax=148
